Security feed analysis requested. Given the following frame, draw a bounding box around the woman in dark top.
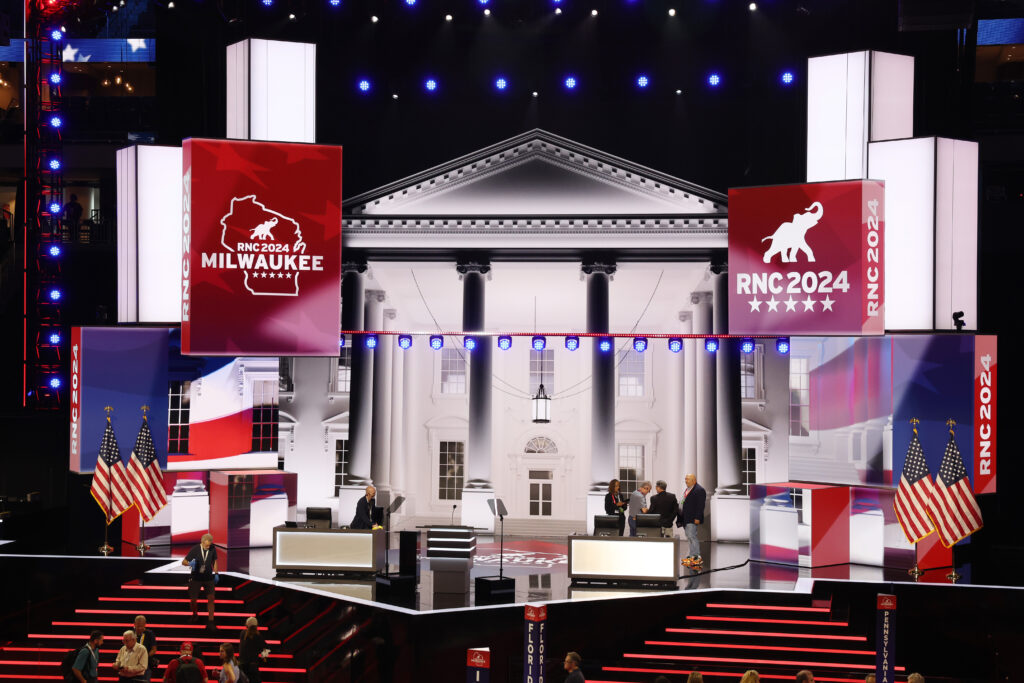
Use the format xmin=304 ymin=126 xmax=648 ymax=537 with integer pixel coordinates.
xmin=604 ymin=479 xmax=627 ymax=536
xmin=238 ymin=616 xmax=269 ymax=683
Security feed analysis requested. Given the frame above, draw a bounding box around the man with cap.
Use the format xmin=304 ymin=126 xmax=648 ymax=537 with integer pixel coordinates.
xmin=162 ymin=641 xmax=207 ymax=683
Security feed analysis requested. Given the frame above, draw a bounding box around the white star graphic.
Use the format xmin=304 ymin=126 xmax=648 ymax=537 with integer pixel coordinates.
xmin=802 ymin=295 xmax=817 ymax=312
xmin=127 ymin=39 xmax=148 ymax=52
xmin=784 ymin=297 xmax=798 ymax=312
xmin=766 ymin=296 xmax=780 ymax=312
xmin=62 ymin=45 xmax=79 ymax=62
xmin=748 ymin=296 xmax=762 ymax=312
xmin=821 ymin=295 xmax=835 ymax=311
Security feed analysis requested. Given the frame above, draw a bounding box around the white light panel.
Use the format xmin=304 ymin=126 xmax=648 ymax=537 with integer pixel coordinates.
xmin=227 ymin=39 xmax=316 ymax=143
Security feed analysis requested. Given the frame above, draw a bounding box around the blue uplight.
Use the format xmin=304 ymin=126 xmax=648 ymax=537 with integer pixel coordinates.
xmin=365 ymin=334 xmax=378 ymax=349
xmin=781 ymin=71 xmax=795 ymax=85
xmin=707 ymin=73 xmax=721 ymax=87
xmin=429 ymin=335 xmax=444 ymax=350
xmin=405 ymin=0 xmax=415 ymax=5
xmin=262 ymin=0 xmax=273 ymax=6
xmin=776 ymin=338 xmax=790 ymax=355
xmin=668 ymin=337 xmax=683 ymax=353
xmin=49 ymin=202 xmax=61 ymax=214
xmin=633 ymin=337 xmax=648 ymax=353
xmin=741 ymin=338 xmax=755 ymax=354
xmin=464 ymin=336 xmax=478 ymax=351
xmin=50 ymin=29 xmax=63 ymax=41
xmin=497 ymin=335 xmax=512 ymax=350
xmin=532 ymin=336 xmax=546 ymax=351
xmin=425 ymin=78 xmax=438 ymax=92
xmin=564 ymin=76 xmax=577 ymax=90
xmin=704 ymin=338 xmax=719 ymax=353
xmin=339 ymin=336 xmax=346 ymax=348
xmin=329 ymin=0 xmax=341 ymax=6
xmin=636 ymin=75 xmax=649 ymax=88
xmin=358 ymin=79 xmax=371 ymax=93
xmin=48 ymin=288 xmax=62 ymax=301
xmin=564 ymin=336 xmax=579 ymax=351
xmin=49 ymin=72 xmax=62 ymax=84
xmin=598 ymin=337 xmax=613 ymax=353
xmin=49 ymin=332 xmax=61 ymax=345
xmin=50 ymin=116 xmax=62 ymax=128
xmin=49 ymin=159 xmax=61 ymax=171
xmin=48 ymin=245 xmax=62 ymax=257
xmin=478 ymin=0 xmax=489 ymax=4
xmin=49 ymin=377 xmax=62 ymax=389
xmin=398 ymin=334 xmax=412 ymax=349
xmin=495 ymin=77 xmax=507 ymax=91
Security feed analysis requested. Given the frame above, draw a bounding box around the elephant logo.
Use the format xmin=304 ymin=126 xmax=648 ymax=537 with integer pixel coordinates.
xmin=761 ymin=201 xmax=823 ymax=263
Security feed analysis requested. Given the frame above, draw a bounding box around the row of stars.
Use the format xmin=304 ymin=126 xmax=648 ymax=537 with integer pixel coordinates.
xmin=748 ymin=295 xmax=836 ymax=312
xmin=250 ymin=271 xmax=295 ymax=278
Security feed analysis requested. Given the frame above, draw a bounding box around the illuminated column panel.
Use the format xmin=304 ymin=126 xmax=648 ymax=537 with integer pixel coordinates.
xmin=226 ymin=39 xmax=316 ymax=143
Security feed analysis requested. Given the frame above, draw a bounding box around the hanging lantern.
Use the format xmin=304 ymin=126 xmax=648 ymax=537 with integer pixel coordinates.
xmin=532 ymin=383 xmax=551 ymax=423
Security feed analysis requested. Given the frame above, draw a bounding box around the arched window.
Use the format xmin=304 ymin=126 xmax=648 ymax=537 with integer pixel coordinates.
xmin=524 ymin=436 xmax=558 ymax=454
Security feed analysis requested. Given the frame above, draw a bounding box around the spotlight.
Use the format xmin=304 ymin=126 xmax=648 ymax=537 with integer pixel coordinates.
xmin=564 ymin=76 xmax=577 ymax=90
xmin=668 ymin=7 xmax=675 ymax=15
xmin=392 ymin=93 xmax=398 ymax=99
xmin=358 ymin=78 xmax=371 ymax=92
xmin=429 ymin=335 xmax=444 ymax=350
xmin=748 ymin=2 xmax=756 ymax=9
xmin=48 ymin=288 xmax=62 ymax=301
xmin=598 ymin=337 xmax=613 ymax=353
xmin=781 ymin=71 xmax=795 ymax=85
xmin=49 ymin=158 xmax=61 ymax=170
xmin=668 ymin=337 xmax=683 ymax=353
xmin=704 ymin=338 xmax=719 ymax=353
xmin=425 ymin=78 xmax=438 ymax=92
xmin=329 ymin=0 xmax=340 ymax=5
xmin=497 ymin=335 xmax=512 ymax=350
xmin=478 ymin=0 xmax=488 ymax=4
xmin=49 ymin=332 xmax=61 ymax=345
xmin=636 ymin=75 xmax=649 ymax=89
xmin=167 ymin=1 xmax=174 ymax=7
xmin=591 ymin=8 xmax=597 ymax=15
xmin=371 ymin=14 xmax=378 ymax=22
xmin=776 ymin=338 xmax=790 ymax=354
xmin=564 ymin=336 xmax=579 ymax=351
xmin=532 ymin=335 xmax=546 ymax=351
xmin=50 ymin=29 xmax=63 ymax=41
xmin=405 ymin=0 xmax=415 ymax=5
xmin=262 ymin=0 xmax=273 ymax=6
xmin=48 ymin=244 xmax=62 ymax=257
xmin=707 ymin=73 xmax=721 ymax=87
xmin=555 ymin=6 xmax=561 ymax=12
xmin=445 ymin=13 xmax=452 ymax=20
xmin=50 ymin=115 xmax=62 ymax=128
xmin=676 ymin=88 xmax=682 ymax=95
xmin=49 ymin=377 xmax=62 ymax=389
xmin=483 ymin=8 xmax=490 ymax=15
xmin=633 ymin=337 xmax=648 ymax=353
xmin=495 ymin=77 xmax=507 ymax=91
xmin=288 ymin=12 xmax=296 ymax=19
xmin=464 ymin=336 xmax=478 ymax=351
xmin=741 ymin=338 xmax=755 ymax=354
xmin=49 ymin=72 xmax=62 ymax=84
xmin=532 ymin=91 xmax=539 ymax=97
xmin=49 ymin=202 xmax=61 ymax=214
xmin=339 ymin=336 xmax=346 ymax=348
xmin=365 ymin=334 xmax=378 ymax=349
xmin=398 ymin=334 xmax=412 ymax=349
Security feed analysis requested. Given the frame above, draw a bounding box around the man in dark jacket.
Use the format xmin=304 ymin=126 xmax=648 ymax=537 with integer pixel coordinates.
xmin=350 ymin=485 xmax=382 ymax=529
xmin=647 ymin=481 xmax=679 ymax=538
xmin=677 ymin=473 xmax=706 ymax=565
xmin=563 ymin=651 xmax=585 ymax=682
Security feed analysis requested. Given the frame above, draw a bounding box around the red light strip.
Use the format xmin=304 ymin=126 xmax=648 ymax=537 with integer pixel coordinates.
xmin=686 ymin=616 xmax=847 ymax=626
xmin=27 ymin=634 xmax=281 ymax=645
xmin=119 ymin=585 xmax=232 ymax=592
xmin=284 ymin=604 xmax=334 ymax=644
xmin=51 ymin=622 xmax=268 ymax=631
xmin=1 ymin=647 xmax=289 ymax=659
xmin=97 ymin=596 xmax=245 ymax=604
xmin=665 ymin=627 xmax=865 ymax=641
xmin=623 ymin=652 xmax=874 ymax=670
xmin=644 ymin=640 xmax=874 ymax=656
xmin=310 ymin=618 xmax=372 ymax=671
xmin=75 ymin=609 xmax=255 ymax=617
xmin=705 ymin=603 xmax=832 ymax=613
xmin=601 ymin=668 xmax=869 ymax=682
xmin=258 ymin=599 xmax=283 ymax=616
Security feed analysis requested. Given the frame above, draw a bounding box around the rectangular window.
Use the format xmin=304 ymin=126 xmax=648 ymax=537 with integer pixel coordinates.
xmin=617 ymin=444 xmax=645 ymax=496
xmin=741 ymin=447 xmax=757 ymax=495
xmin=618 ymin=349 xmax=645 ymax=397
xmin=336 ymin=336 xmax=352 ymax=393
xmin=334 ymin=439 xmax=350 ymax=494
xmin=790 ymin=357 xmax=811 ymax=437
xmin=251 ymin=379 xmax=279 ymax=452
xmin=529 ymin=470 xmax=553 ymax=517
xmin=167 ymin=380 xmax=191 ymax=454
xmin=441 ymin=348 xmax=467 ymax=394
xmin=438 ymin=441 xmax=465 ymax=500
xmin=740 ymin=344 xmax=764 ymax=400
xmin=529 ymin=349 xmax=555 ymax=395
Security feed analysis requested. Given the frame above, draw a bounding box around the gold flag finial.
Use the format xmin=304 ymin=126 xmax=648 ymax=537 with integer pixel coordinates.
xmin=104 ymin=406 xmax=114 ymax=422
xmin=141 ymin=405 xmax=150 ymax=421
xmin=910 ymin=417 xmax=920 ymax=434
xmin=947 ymin=418 xmax=957 ymax=434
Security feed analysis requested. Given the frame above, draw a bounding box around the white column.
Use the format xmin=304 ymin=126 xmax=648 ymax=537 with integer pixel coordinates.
xmin=389 ymin=312 xmax=406 ymax=499
xmin=713 ymin=268 xmax=742 ymax=492
xmin=679 ymin=311 xmax=697 ymax=483
xmin=363 ymin=290 xmax=385 ymax=488
xmin=226 ymin=39 xmax=316 ymax=143
xmin=371 ymin=308 xmax=396 ymax=492
xmin=691 ymin=291 xmax=716 ymax=495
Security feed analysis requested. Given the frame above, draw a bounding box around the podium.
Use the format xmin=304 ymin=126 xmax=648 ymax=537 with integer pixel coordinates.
xmin=424 ymin=526 xmax=476 ymax=606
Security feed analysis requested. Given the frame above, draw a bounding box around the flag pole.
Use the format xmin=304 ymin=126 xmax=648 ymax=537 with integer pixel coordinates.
xmin=943 ymin=417 xmax=961 ymax=583
xmin=906 ymin=417 xmax=923 ymax=582
xmin=136 ymin=406 xmax=151 ymax=556
xmin=100 ymin=407 xmax=114 ymax=556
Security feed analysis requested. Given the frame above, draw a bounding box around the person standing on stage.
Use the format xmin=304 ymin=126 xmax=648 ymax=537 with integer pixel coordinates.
xmin=182 ymin=533 xmax=219 ymax=629
xmin=350 ymin=485 xmax=382 ymax=529
xmin=627 ymin=481 xmax=651 ymax=537
xmin=648 ymin=480 xmax=680 ymax=538
xmin=677 ymin=473 xmax=707 ymax=566
xmin=604 ymin=479 xmax=627 ymax=536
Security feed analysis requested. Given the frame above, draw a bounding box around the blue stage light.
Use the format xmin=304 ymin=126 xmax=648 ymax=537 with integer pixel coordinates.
xmin=49 ymin=377 xmax=62 ymax=389
xmin=365 ymin=334 xmax=378 ymax=349
xmin=564 ymin=76 xmax=577 ymax=90
xmin=532 ymin=335 xmax=546 ymax=351
xmin=48 ymin=288 xmax=62 ymax=301
xmin=329 ymin=0 xmax=340 ymax=5
xmin=636 ymin=75 xmax=649 ymax=88
xmin=564 ymin=336 xmax=579 ymax=351
xmin=262 ymin=0 xmax=273 ymax=6
xmin=478 ymin=0 xmax=489 ymax=4
xmin=633 ymin=337 xmax=648 ymax=353
xmin=707 ymin=73 xmax=721 ymax=87
xmin=668 ymin=337 xmax=683 ymax=353
xmin=398 ymin=334 xmax=412 ymax=349
xmin=430 ymin=335 xmax=444 ymax=350
xmin=741 ymin=338 xmax=755 ymax=354
xmin=425 ymin=78 xmax=438 ymax=92
xmin=495 ymin=77 xmax=507 ymax=91
xmin=49 ymin=202 xmax=61 ymax=214
xmin=339 ymin=336 xmax=346 ymax=348
xmin=49 ymin=332 xmax=61 ymax=345
xmin=497 ymin=335 xmax=512 ymax=350
xmin=48 ymin=245 xmax=61 ymax=257
xmin=598 ymin=337 xmax=613 ymax=353
xmin=49 ymin=72 xmax=62 ymax=84
xmin=776 ymin=338 xmax=790 ymax=354
xmin=50 ymin=29 xmax=63 ymax=41
xmin=464 ymin=336 xmax=478 ymax=351
xmin=50 ymin=116 xmax=62 ymax=128
xmin=405 ymin=0 xmax=416 ymax=5
xmin=358 ymin=79 xmax=371 ymax=92
xmin=781 ymin=71 xmax=795 ymax=85
xmin=704 ymin=337 xmax=719 ymax=353
xmin=49 ymin=158 xmax=61 ymax=171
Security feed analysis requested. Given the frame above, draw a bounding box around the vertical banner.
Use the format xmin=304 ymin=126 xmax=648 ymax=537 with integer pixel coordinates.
xmin=876 ymin=594 xmax=897 ymax=683
xmin=523 ymin=604 xmax=547 ymax=683
xmin=974 ymin=335 xmax=997 ymax=494
xmin=69 ymin=326 xmax=83 ymax=471
xmin=181 ymin=138 xmax=343 ymax=356
xmin=467 ymin=648 xmax=490 ymax=683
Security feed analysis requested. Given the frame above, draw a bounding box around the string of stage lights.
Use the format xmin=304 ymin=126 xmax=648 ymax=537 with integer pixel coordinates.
xmin=339 ymin=331 xmax=792 ymax=355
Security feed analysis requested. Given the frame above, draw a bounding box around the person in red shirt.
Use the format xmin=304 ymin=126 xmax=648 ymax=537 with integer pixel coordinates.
xmin=163 ymin=641 xmax=207 ymax=682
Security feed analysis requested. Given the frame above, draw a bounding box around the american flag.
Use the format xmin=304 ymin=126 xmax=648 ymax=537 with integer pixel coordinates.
xmin=893 ymin=430 xmax=936 ymax=544
xmin=127 ymin=418 xmax=168 ymax=522
xmin=929 ymin=430 xmax=984 ymax=548
xmin=89 ymin=418 xmax=132 ymax=523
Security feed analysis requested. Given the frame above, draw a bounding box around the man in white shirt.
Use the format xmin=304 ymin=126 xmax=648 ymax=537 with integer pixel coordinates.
xmin=113 ymin=630 xmax=148 ymax=682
